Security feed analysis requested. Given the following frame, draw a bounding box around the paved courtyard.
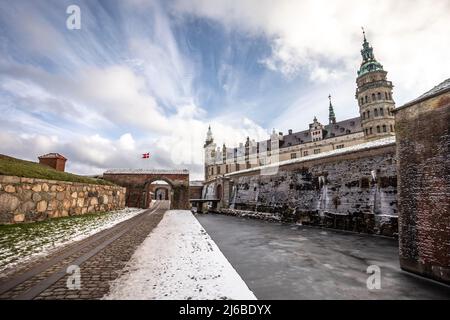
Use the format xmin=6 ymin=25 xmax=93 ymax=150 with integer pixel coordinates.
xmin=196 ymin=213 xmax=450 ymax=300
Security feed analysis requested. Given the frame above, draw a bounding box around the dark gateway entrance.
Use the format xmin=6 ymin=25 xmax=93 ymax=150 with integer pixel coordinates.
xmin=103 ymin=169 xmax=190 ymax=210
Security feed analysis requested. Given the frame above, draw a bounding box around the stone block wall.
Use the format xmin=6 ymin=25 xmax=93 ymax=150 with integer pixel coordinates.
xmin=0 ymin=175 xmax=126 ymax=224
xmin=216 ymin=144 xmax=398 ymax=237
xmin=395 ymin=88 xmax=450 ymax=284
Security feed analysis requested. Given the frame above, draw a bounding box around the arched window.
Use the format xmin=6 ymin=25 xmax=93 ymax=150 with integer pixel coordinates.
xmin=360 ymin=97 xmax=364 ymax=105
xmin=371 ymin=93 xmax=376 ymax=101
xmin=377 ymin=126 xmax=381 ymax=133
xmin=367 ymin=110 xmax=371 ymax=118
xmin=365 ymin=128 xmax=368 ymax=135
xmin=382 ymin=125 xmax=387 ymax=132
xmin=362 ymin=111 xmax=366 ymax=119
xmin=377 ymin=92 xmax=381 ymax=100
xmin=365 ymin=96 xmax=368 ymax=103
xmin=369 ymin=127 xmax=373 ymax=134
xmin=374 ymin=108 xmax=378 ymax=117
xmin=380 ymin=108 xmax=384 ymax=116
xmin=385 ymin=92 xmax=388 ymax=100
xmin=390 ymin=124 xmax=393 ymax=132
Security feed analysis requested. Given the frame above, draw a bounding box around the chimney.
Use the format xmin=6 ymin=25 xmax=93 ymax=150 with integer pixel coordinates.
xmin=38 ymin=153 xmax=67 ymax=172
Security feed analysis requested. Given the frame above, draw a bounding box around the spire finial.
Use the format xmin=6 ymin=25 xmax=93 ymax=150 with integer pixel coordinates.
xmin=361 ymin=26 xmax=366 ymax=41
xmin=328 ymin=94 xmax=332 ymax=105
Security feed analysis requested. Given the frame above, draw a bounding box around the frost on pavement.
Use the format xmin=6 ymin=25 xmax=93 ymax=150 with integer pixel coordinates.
xmin=0 ymin=207 xmax=145 ymax=275
xmin=104 ymin=210 xmax=257 ymax=300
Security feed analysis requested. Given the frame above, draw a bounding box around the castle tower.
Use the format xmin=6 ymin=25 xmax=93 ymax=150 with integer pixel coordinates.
xmin=204 ymin=125 xmax=216 ymax=181
xmin=356 ymin=29 xmax=395 ymax=139
xmin=328 ymin=94 xmax=336 ymax=124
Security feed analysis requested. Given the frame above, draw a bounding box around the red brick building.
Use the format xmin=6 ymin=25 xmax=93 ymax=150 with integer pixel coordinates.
xmin=38 ymin=153 xmax=67 ymax=172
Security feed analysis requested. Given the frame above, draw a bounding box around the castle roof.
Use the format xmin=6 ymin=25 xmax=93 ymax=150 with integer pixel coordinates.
xmin=279 ymin=116 xmax=362 ymax=148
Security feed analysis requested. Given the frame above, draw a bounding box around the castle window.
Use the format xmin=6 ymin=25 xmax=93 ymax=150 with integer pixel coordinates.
xmin=365 ymin=128 xmax=369 ymax=135
xmin=360 ymin=97 xmax=364 ymax=105
xmin=369 ymin=127 xmax=373 ymax=134
xmin=367 ymin=110 xmax=370 ymax=118
xmin=362 ymin=112 xmax=366 ymax=119
xmin=371 ymin=93 xmax=376 ymax=101
xmin=303 ymin=150 xmax=309 ymax=156
xmin=385 ymin=92 xmax=388 ymax=100
xmin=314 ymin=149 xmax=321 ymax=154
xmin=390 ymin=124 xmax=394 ymax=132
xmin=217 ymin=166 xmax=221 ymax=174
xmin=365 ymin=96 xmax=368 ymax=103
xmin=377 ymin=126 xmax=381 ymax=133
xmin=383 ymin=125 xmax=387 ymax=132
xmin=374 ymin=108 xmax=378 ymax=117
xmin=380 ymin=108 xmax=384 ymax=116
xmin=290 ymin=153 xmax=297 ymax=159
xmin=377 ymin=92 xmax=381 ymax=100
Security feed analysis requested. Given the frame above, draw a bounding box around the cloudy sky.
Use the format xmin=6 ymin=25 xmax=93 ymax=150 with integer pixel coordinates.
xmin=0 ymin=0 xmax=449 ymax=180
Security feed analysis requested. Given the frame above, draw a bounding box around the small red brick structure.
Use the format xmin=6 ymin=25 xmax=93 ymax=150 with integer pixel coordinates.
xmin=103 ymin=169 xmax=190 ymax=210
xmin=38 ymin=153 xmax=67 ymax=172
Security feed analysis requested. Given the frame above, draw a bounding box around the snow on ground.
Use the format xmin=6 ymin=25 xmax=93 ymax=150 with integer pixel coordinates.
xmin=0 ymin=207 xmax=145 ymax=276
xmin=104 ymin=210 xmax=257 ymax=300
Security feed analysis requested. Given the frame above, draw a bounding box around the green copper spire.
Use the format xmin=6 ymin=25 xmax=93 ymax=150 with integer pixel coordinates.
xmin=358 ymin=28 xmax=384 ymax=77
xmin=328 ymin=94 xmax=336 ymax=124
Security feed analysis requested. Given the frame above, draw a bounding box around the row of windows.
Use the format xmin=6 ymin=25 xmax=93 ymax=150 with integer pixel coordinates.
xmin=362 ymin=107 xmax=394 ymax=120
xmin=360 ymin=92 xmax=392 ymax=105
xmin=364 ymin=124 xmax=394 ymax=135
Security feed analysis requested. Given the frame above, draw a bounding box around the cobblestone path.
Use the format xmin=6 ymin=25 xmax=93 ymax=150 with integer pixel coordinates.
xmin=0 ymin=204 xmax=165 ymax=300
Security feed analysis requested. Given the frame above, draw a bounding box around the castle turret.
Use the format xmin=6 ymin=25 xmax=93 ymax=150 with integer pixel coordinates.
xmin=328 ymin=94 xmax=336 ymax=124
xmin=356 ymin=28 xmax=395 ymax=139
xmin=204 ymin=125 xmax=216 ymax=181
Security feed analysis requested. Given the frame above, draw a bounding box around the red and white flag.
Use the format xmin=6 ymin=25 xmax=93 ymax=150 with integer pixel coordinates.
xmin=142 ymin=152 xmax=150 ymax=159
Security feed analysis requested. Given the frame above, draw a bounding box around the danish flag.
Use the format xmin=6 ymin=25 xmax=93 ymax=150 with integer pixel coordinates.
xmin=142 ymin=152 xmax=150 ymax=159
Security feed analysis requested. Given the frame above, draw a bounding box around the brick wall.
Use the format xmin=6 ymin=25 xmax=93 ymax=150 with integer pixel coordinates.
xmin=395 ymin=90 xmax=450 ymax=284
xmin=103 ymin=173 xmax=190 ymax=210
xmin=0 ymin=175 xmax=126 ymax=224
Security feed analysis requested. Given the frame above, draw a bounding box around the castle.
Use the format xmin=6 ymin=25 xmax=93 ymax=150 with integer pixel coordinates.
xmin=204 ymin=30 xmax=396 ymax=182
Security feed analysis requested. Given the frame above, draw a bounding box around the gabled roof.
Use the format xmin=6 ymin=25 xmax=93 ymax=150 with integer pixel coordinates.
xmin=38 ymin=153 xmax=67 ymax=160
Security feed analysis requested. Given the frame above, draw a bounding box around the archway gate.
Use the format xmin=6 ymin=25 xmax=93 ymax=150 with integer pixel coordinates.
xmin=103 ymin=169 xmax=190 ymax=209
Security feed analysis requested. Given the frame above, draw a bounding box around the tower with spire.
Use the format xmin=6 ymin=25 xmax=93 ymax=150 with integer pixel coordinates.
xmin=356 ymin=28 xmax=396 ymax=139
xmin=204 ymin=125 xmax=216 ymax=181
xmin=328 ymin=94 xmax=336 ymax=124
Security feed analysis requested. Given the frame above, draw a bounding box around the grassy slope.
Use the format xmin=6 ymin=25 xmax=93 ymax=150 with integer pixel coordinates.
xmin=0 ymin=154 xmax=114 ymax=186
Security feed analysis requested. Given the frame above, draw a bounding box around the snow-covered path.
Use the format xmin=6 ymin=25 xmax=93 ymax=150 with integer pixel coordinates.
xmin=104 ymin=210 xmax=257 ymax=300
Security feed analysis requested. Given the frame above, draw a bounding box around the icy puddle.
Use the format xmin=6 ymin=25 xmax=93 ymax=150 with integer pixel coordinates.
xmin=104 ymin=210 xmax=256 ymax=300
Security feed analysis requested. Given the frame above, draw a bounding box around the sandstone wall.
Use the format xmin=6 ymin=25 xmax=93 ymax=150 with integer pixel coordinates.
xmin=395 ymin=89 xmax=450 ymax=284
xmin=0 ymin=175 xmax=126 ymax=224
xmin=211 ymin=144 xmax=398 ymax=237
